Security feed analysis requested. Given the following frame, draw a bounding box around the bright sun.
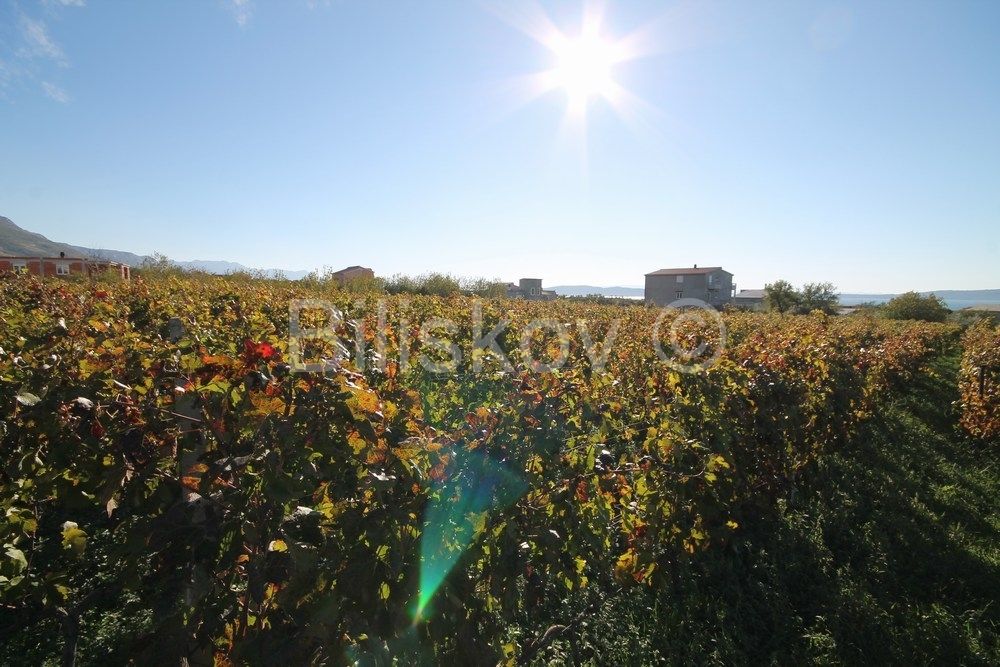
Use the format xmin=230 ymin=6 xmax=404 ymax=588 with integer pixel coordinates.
xmin=498 ymin=2 xmax=655 ymax=133
xmin=549 ymin=32 xmax=617 ymax=110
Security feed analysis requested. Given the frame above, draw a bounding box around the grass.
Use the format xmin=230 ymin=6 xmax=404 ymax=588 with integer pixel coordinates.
xmin=536 ymin=353 xmax=1000 ymax=665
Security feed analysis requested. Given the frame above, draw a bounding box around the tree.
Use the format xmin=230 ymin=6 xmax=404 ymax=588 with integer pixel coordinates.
xmin=883 ymin=291 xmax=950 ymax=322
xmin=764 ymin=280 xmax=800 ymax=313
xmin=136 ymin=252 xmax=187 ymax=278
xmin=140 ymin=252 xmax=174 ymax=271
xmin=797 ymin=282 xmax=839 ymax=314
xmin=461 ymin=277 xmax=509 ymax=298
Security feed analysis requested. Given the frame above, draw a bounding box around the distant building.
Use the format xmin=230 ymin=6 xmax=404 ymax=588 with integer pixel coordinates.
xmin=329 ymin=265 xmax=374 ymax=284
xmin=507 ymin=278 xmax=557 ymax=301
xmin=644 ymin=265 xmax=734 ymax=307
xmin=733 ymin=288 xmax=766 ymax=311
xmin=0 ymin=252 xmax=131 ymax=280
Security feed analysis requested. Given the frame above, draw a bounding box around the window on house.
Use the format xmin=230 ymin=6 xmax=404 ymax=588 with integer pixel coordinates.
xmin=675 ymin=290 xmax=683 ymax=299
xmin=13 ymin=261 xmax=27 ymax=274
xmin=56 ymin=262 xmax=70 ymax=276
xmin=676 ymin=275 xmax=683 ymax=283
xmin=708 ymin=275 xmax=715 ymax=286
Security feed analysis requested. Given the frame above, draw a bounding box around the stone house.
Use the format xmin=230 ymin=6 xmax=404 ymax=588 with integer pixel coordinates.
xmin=644 ymin=266 xmax=734 ymax=307
xmin=733 ymin=289 xmax=766 ymax=311
xmin=506 ymin=278 xmax=557 ymax=301
xmin=329 ymin=265 xmax=375 ymax=284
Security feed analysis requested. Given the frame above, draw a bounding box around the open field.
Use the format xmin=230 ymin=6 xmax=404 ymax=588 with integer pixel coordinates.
xmin=1 ymin=274 xmax=997 ymax=665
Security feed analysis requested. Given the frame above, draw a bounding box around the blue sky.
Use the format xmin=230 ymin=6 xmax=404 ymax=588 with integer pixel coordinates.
xmin=1 ymin=0 xmax=998 ymax=292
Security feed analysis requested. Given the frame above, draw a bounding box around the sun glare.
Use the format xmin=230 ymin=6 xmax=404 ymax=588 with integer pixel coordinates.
xmin=494 ymin=1 xmax=654 ymax=133
xmin=549 ymin=32 xmax=618 ymax=112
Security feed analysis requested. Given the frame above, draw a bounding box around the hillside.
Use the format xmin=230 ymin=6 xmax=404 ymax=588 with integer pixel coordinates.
xmin=0 ymin=216 xmax=309 ymax=278
xmin=0 ymin=216 xmax=81 ymax=257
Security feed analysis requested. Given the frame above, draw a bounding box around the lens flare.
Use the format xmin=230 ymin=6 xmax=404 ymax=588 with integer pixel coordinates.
xmin=414 ymin=448 xmax=527 ymax=620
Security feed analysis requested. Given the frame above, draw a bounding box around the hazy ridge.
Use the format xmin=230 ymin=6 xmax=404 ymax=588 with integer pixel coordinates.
xmin=3 ymin=217 xmax=998 ymax=303
xmin=0 ymin=216 xmax=310 ymax=279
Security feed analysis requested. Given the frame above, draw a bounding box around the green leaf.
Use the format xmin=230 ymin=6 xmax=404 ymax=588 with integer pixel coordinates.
xmin=16 ymin=392 xmax=41 ymax=407
xmin=5 ymin=546 xmax=28 ymax=573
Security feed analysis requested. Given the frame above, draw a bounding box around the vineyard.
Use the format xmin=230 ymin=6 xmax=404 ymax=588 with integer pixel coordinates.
xmin=0 ymin=274 xmax=996 ymax=665
xmin=959 ymin=321 xmax=1000 ymax=441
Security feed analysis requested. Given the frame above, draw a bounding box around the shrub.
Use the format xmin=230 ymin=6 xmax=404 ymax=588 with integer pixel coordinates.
xmin=883 ymin=291 xmax=950 ymax=322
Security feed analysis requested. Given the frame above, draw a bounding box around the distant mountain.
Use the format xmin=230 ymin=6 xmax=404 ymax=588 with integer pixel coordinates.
xmin=0 ymin=216 xmax=310 ymax=279
xmin=64 ymin=246 xmax=147 ymax=267
xmin=550 ymin=285 xmax=644 ymax=297
xmin=0 ymin=215 xmax=81 ymax=257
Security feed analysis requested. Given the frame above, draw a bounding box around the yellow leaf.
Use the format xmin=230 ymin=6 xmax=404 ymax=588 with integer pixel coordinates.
xmin=350 ymin=388 xmax=380 ymax=415
xmin=615 ymin=550 xmax=637 ymax=575
xmin=268 ymin=539 xmax=287 ymax=552
xmin=347 ymin=430 xmax=368 ymax=455
xmin=61 ymin=521 xmax=87 ymax=556
xmin=708 ymin=454 xmax=730 ymax=470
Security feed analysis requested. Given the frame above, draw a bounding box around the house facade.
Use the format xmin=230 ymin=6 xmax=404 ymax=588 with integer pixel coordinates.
xmin=0 ymin=253 xmax=131 ymax=280
xmin=330 ymin=265 xmax=375 ymax=284
xmin=733 ymin=288 xmax=766 ymax=311
xmin=506 ymin=278 xmax=557 ymax=301
xmin=644 ymin=266 xmax=734 ymax=307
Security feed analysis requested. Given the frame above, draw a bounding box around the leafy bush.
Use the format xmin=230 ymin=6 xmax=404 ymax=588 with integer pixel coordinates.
xmin=883 ymin=291 xmax=950 ymax=322
xmin=764 ymin=279 xmax=800 ymax=313
xmin=764 ymin=280 xmax=839 ymax=314
xmin=796 ymin=282 xmax=839 ymax=314
xmin=385 ymin=272 xmax=461 ymax=296
xmin=134 ymin=252 xmax=194 ymax=280
xmin=383 ymin=272 xmax=507 ymax=298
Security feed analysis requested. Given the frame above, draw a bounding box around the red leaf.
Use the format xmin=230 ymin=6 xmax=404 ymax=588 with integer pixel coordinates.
xmin=243 ymin=339 xmax=276 ymax=363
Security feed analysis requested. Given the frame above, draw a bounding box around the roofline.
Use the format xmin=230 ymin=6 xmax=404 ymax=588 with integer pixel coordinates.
xmin=331 ymin=265 xmax=372 ymax=272
xmin=644 ymin=267 xmax=732 ymax=276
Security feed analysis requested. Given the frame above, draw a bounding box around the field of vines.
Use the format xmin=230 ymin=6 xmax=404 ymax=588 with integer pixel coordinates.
xmin=0 ymin=275 xmax=967 ymax=664
xmin=959 ymin=321 xmax=1000 ymax=441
